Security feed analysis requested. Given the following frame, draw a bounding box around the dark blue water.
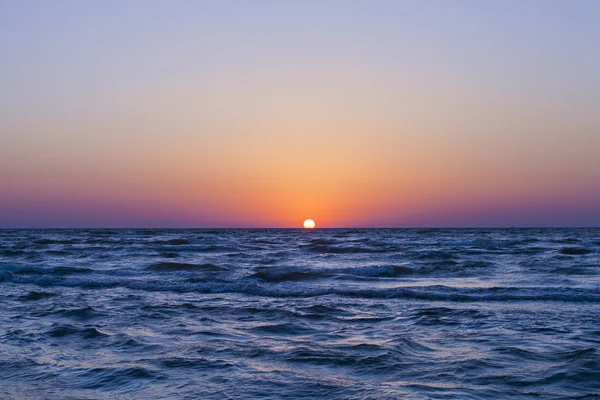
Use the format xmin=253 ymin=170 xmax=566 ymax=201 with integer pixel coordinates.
xmin=1 ymin=229 xmax=599 ymax=399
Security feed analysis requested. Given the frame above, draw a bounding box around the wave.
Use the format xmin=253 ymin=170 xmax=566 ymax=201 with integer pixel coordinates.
xmin=33 ymin=239 xmax=78 ymax=245
xmin=17 ymin=291 xmax=58 ymax=301
xmin=302 ymin=243 xmax=394 ymax=254
xmin=159 ymin=252 xmax=180 ymax=258
xmin=250 ymin=265 xmax=412 ymax=282
xmin=157 ymin=357 xmax=234 ymax=370
xmin=46 ymin=324 xmax=109 ymax=339
xmin=559 ymin=247 xmax=593 ymax=255
xmin=251 ymin=261 xmax=494 ymax=280
xmin=248 ymin=323 xmax=317 ymax=336
xmin=0 ymin=265 xmax=93 ymax=275
xmin=414 ymin=251 xmax=457 ymax=260
xmin=3 ymin=268 xmax=600 ymax=302
xmin=1 ymin=250 xmax=27 ymax=257
xmin=89 ymin=230 xmax=119 ymax=236
xmin=147 ymin=262 xmax=225 ymax=272
xmin=150 ymin=244 xmax=238 ymax=253
xmin=491 ymin=346 xmax=596 ymax=362
xmin=156 ymin=239 xmax=190 ymax=245
xmin=59 ymin=306 xmax=105 ymax=320
xmin=74 ymin=366 xmax=161 ymax=390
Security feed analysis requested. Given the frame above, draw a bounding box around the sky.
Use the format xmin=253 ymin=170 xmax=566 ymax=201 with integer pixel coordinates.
xmin=1 ymin=0 xmax=599 ymax=228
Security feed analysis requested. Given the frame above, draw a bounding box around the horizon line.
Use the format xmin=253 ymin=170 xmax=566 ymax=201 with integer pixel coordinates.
xmin=1 ymin=226 xmax=599 ymax=230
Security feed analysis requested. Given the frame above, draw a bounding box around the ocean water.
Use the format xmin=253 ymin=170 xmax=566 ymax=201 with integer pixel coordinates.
xmin=1 ymin=228 xmax=599 ymax=399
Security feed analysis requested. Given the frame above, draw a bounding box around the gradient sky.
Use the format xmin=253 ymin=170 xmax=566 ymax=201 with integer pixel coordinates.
xmin=1 ymin=0 xmax=599 ymax=228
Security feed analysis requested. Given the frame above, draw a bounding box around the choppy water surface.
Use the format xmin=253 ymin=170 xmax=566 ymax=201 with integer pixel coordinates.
xmin=1 ymin=228 xmax=600 ymax=399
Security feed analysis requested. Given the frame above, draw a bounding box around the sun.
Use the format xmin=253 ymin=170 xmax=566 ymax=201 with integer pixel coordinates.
xmin=303 ymin=219 xmax=316 ymax=229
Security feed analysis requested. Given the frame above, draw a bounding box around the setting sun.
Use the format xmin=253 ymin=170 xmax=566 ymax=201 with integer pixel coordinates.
xmin=303 ymin=219 xmax=316 ymax=229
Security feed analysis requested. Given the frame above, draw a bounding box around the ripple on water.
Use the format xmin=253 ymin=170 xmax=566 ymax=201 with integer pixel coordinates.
xmin=1 ymin=228 xmax=600 ymax=399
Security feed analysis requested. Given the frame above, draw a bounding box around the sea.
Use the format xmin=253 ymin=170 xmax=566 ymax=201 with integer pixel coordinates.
xmin=1 ymin=228 xmax=599 ymax=399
